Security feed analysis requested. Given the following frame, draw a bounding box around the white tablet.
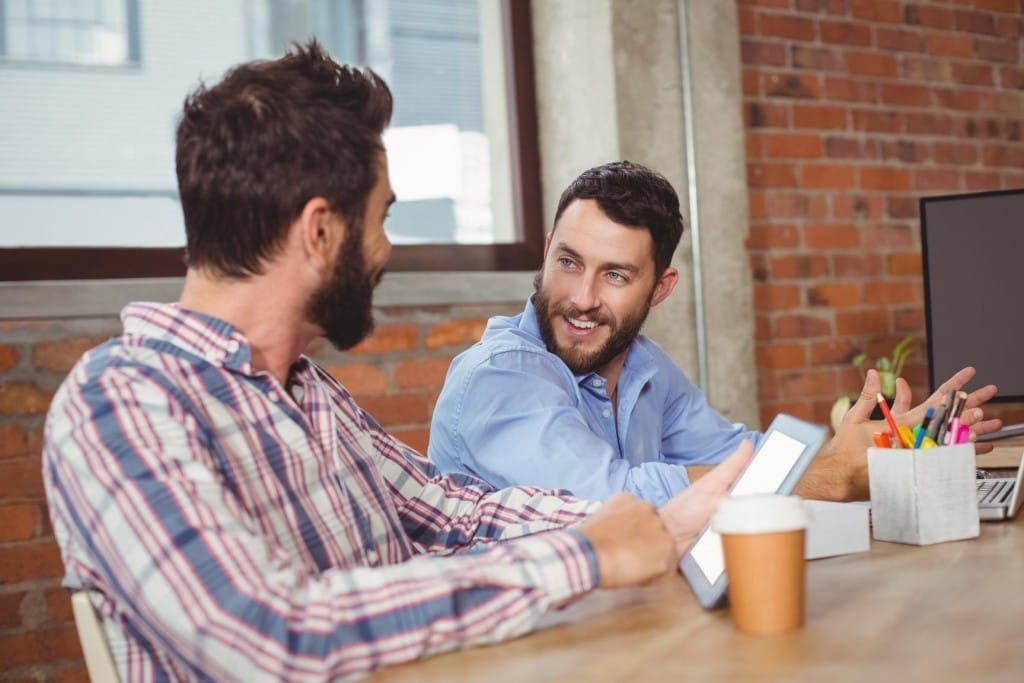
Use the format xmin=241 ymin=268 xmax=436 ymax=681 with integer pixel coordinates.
xmin=679 ymin=413 xmax=828 ymax=609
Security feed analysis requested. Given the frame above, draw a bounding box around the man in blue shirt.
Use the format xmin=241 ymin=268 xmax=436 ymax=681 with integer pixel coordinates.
xmin=429 ymin=161 xmax=999 ymax=506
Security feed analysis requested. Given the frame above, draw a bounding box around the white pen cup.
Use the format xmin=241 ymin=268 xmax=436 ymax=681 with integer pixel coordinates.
xmin=712 ymin=494 xmax=809 ymax=635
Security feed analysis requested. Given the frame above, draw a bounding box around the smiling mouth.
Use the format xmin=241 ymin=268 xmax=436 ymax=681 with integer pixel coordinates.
xmin=566 ymin=316 xmax=599 ymax=330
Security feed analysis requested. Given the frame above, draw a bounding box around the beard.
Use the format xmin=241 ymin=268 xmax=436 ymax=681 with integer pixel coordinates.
xmin=308 ymin=229 xmax=383 ymax=351
xmin=532 ymin=272 xmax=651 ymax=376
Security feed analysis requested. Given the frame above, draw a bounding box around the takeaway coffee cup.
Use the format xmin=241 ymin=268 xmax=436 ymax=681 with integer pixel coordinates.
xmin=712 ymin=494 xmax=809 ymax=635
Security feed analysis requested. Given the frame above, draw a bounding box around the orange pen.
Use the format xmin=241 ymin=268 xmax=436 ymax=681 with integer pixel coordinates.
xmin=876 ymin=393 xmax=909 ymax=448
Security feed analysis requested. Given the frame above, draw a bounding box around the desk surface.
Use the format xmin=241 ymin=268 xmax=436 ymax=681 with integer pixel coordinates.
xmin=370 ymin=514 xmax=1024 ymax=682
xmin=977 ymin=435 xmax=1024 ymax=469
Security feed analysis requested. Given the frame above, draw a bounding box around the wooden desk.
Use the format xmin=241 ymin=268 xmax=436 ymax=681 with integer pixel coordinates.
xmin=370 ymin=516 xmax=1024 ymax=681
xmin=977 ymin=435 xmax=1024 ymax=469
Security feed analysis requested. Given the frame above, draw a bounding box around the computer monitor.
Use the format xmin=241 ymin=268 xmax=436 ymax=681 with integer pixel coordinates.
xmin=921 ymin=188 xmax=1024 ymax=403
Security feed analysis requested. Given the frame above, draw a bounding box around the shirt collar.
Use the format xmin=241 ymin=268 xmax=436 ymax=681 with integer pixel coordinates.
xmin=121 ymin=302 xmax=257 ymax=373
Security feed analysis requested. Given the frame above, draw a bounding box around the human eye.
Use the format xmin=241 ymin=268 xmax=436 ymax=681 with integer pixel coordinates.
xmin=606 ymin=271 xmax=628 ymax=284
xmin=557 ymin=255 xmax=576 ymax=269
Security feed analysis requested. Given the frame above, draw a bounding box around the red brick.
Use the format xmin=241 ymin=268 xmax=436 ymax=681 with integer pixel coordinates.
xmin=0 ymin=345 xmax=18 ymax=373
xmin=749 ymin=191 xmax=768 ymax=220
xmin=0 ymin=383 xmax=53 ymax=416
xmin=801 ymin=164 xmax=856 ymax=188
xmin=999 ymin=66 xmax=1024 ymax=89
xmin=833 ymin=253 xmax=884 ymax=277
xmin=974 ymin=0 xmax=1020 ymax=13
xmin=747 ymin=163 xmax=798 ymax=187
xmin=756 ymin=344 xmax=806 ymax=371
xmin=964 ymin=170 xmax=1002 ymax=191
xmin=741 ymin=0 xmax=790 ymax=8
xmin=774 ymin=314 xmax=833 ymax=339
xmin=905 ymin=4 xmax=954 ymax=30
xmin=881 ymin=140 xmax=926 ymax=163
xmin=994 ymin=15 xmax=1023 ymax=39
xmin=764 ymin=72 xmax=821 ymax=99
xmin=0 ymin=423 xmax=28 ymax=458
xmin=894 ymin=307 xmax=925 ymax=333
xmin=357 ymin=393 xmax=432 ymax=427
xmin=46 ymin=587 xmax=74 ymax=624
xmin=754 ymin=284 xmax=802 ymax=312
xmin=746 ymin=102 xmax=789 ymax=128
xmin=0 ymin=503 xmax=40 ymax=542
xmin=820 ymin=20 xmax=872 ymax=46
xmin=347 ymin=324 xmax=418 ymax=355
xmin=979 ymin=91 xmax=1023 ymax=115
xmin=931 ymin=142 xmax=979 ymax=165
xmin=757 ymin=374 xmax=778 ymax=402
xmin=903 ymin=113 xmax=954 ymax=135
xmin=860 ymin=167 xmax=911 ymax=191
xmin=759 ymin=133 xmax=824 ymax=159
xmin=851 ymin=0 xmax=902 ymax=23
xmin=325 ymin=362 xmax=388 ymax=396
xmin=953 ymin=9 xmax=997 ymax=35
xmin=864 ymin=281 xmax=919 ymax=305
xmin=913 ymin=169 xmax=961 ymax=191
xmin=792 ymin=46 xmax=841 ymax=71
xmin=902 ymin=57 xmax=954 ymax=82
xmin=864 ymin=222 xmax=915 ymax=247
xmin=760 ymin=401 xmax=815 ymax=430
xmin=0 ymin=624 xmax=81 ymax=669
xmin=770 ymin=254 xmax=830 ymax=279
xmin=876 ymin=27 xmax=927 ymax=53
xmin=794 ymin=0 xmax=850 ymax=14
xmin=777 ymin=369 xmax=840 ymax=399
xmin=755 ymin=314 xmax=772 ymax=341
xmin=767 ymin=193 xmax=828 ymax=218
xmin=32 ymin=336 xmax=108 ymax=374
xmin=881 ymin=84 xmax=931 ymax=108
xmin=742 ymin=68 xmax=760 ymax=96
xmin=391 ymin=427 xmax=430 ymax=455
xmin=0 ymin=591 xmax=24 ymax=628
xmin=926 ymin=33 xmax=975 ymax=59
xmin=394 ymin=357 xmax=453 ymax=390
xmin=976 ymin=36 xmax=1022 ymax=63
xmin=792 ymin=104 xmax=847 ymax=129
xmin=424 ymin=319 xmax=487 ymax=350
xmin=0 ymin=541 xmax=63 ymax=583
xmin=935 ymin=89 xmax=982 ymax=111
xmin=824 ymin=76 xmax=879 ymax=103
xmin=810 ymin=339 xmax=857 ymax=365
xmin=807 ymin=282 xmax=862 ymax=307
xmin=851 ymin=109 xmax=901 ymax=134
xmin=747 ymin=224 xmax=801 ymax=251
xmin=846 ymin=51 xmax=899 ymax=78
xmin=824 ymin=137 xmax=877 ymax=159
xmin=983 ymin=145 xmax=1024 ymax=167
xmin=804 ymin=223 xmax=860 ymax=249
xmin=836 ymin=310 xmax=889 ymax=336
xmin=0 ymin=458 xmax=45 ymax=499
xmin=834 ymin=194 xmax=885 ymax=219
xmin=887 ymin=252 xmax=922 ymax=276
xmin=759 ymin=14 xmax=815 ymax=41
xmin=738 ymin=5 xmax=757 ymax=34
xmin=741 ymin=39 xmax=787 ymax=66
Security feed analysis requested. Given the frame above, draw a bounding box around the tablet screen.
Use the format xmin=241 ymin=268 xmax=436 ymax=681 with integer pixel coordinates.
xmin=689 ymin=430 xmax=808 ymax=583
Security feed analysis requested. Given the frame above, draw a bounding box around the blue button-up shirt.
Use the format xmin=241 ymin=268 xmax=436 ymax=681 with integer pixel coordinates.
xmin=429 ymin=299 xmax=762 ymax=508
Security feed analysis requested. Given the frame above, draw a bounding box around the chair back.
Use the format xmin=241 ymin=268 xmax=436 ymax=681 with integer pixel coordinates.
xmin=71 ymin=592 xmax=120 ymax=682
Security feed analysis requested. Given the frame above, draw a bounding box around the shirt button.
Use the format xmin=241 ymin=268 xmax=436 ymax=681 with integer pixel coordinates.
xmin=592 ymin=379 xmax=603 ymax=387
xmin=268 ymin=392 xmax=279 ymax=403
xmin=366 ymin=549 xmax=379 ymax=565
xmin=205 ymin=350 xmax=219 ymax=363
xmin=602 ymin=409 xmax=611 ymax=418
xmin=226 ymin=340 xmax=239 ymax=353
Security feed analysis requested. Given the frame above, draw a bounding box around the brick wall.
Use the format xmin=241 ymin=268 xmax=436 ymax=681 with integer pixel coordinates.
xmin=739 ymin=0 xmax=1024 ymax=428
xmin=0 ymin=302 xmax=516 ymax=681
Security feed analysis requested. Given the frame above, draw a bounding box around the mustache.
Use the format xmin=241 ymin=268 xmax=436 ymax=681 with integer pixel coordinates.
xmin=554 ymin=303 xmax=612 ymax=326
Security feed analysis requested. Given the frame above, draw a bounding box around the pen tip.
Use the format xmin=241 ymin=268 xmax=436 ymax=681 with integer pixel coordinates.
xmin=875 ymin=392 xmax=885 ymax=403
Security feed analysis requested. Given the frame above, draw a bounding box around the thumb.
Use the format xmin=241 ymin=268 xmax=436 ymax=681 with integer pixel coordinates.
xmin=845 ymin=369 xmax=881 ymax=424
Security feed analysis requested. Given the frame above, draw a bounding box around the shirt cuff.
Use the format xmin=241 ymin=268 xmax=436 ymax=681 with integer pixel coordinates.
xmin=518 ymin=528 xmax=600 ymax=604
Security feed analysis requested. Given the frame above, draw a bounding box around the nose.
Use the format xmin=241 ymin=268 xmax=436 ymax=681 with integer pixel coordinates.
xmin=570 ymin=274 xmax=599 ymax=312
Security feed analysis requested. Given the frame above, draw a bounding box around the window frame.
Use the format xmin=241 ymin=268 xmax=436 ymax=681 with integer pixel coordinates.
xmin=0 ymin=0 xmax=543 ymax=281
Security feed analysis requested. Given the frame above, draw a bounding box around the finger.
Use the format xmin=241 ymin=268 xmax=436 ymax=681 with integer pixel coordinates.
xmin=968 ymin=416 xmax=1002 ymax=436
xmin=964 ymin=384 xmax=998 ymax=409
xmin=844 ymin=369 xmax=882 ymax=424
xmin=892 ymin=377 xmax=912 ymax=414
xmin=930 ymin=366 xmax=976 ymax=403
xmin=691 ymin=440 xmax=754 ymax=495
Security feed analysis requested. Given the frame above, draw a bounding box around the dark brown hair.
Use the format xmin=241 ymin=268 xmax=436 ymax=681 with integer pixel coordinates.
xmin=553 ymin=161 xmax=685 ymax=275
xmin=175 ymin=40 xmax=393 ymax=277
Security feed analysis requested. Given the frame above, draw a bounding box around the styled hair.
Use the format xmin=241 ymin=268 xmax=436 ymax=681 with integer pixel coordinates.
xmin=175 ymin=40 xmax=393 ymax=277
xmin=553 ymin=161 xmax=685 ymax=275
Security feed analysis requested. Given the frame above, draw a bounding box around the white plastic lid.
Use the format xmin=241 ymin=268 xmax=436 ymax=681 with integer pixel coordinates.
xmin=711 ymin=494 xmax=809 ymax=534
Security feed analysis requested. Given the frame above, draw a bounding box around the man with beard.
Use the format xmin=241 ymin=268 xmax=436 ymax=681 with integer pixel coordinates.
xmin=42 ymin=46 xmax=753 ymax=682
xmin=428 ymin=161 xmax=1000 ymax=507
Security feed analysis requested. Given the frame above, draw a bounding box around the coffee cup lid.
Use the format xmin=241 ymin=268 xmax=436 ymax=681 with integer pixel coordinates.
xmin=711 ymin=494 xmax=808 ymax=534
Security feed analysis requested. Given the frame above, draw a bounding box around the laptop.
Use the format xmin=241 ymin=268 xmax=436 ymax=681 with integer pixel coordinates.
xmin=977 ymin=453 xmax=1024 ymax=521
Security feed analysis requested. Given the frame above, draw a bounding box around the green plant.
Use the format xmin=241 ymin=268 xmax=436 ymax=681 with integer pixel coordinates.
xmin=851 ymin=335 xmax=915 ymax=398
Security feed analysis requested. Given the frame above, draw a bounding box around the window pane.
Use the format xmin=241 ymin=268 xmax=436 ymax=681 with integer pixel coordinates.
xmin=1 ymin=0 xmax=135 ymax=65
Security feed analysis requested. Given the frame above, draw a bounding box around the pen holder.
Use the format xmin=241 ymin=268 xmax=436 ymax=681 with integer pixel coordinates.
xmin=867 ymin=443 xmax=979 ymax=546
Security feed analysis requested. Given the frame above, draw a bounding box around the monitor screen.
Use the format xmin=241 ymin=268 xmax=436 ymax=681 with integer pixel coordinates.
xmin=921 ymin=189 xmax=1024 ymax=402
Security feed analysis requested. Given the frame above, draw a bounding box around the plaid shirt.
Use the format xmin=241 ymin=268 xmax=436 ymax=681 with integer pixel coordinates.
xmin=43 ymin=302 xmax=599 ymax=682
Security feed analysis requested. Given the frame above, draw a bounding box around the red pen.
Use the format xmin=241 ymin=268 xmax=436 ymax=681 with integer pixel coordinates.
xmin=876 ymin=393 xmax=909 ymax=448
xmin=872 ymin=430 xmax=893 ymax=448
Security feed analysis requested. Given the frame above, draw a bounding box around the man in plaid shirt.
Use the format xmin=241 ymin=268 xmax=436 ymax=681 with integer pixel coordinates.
xmin=43 ymin=42 xmax=751 ymax=681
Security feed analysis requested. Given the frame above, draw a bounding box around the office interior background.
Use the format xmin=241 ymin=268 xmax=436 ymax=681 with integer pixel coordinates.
xmin=1 ymin=0 xmax=1023 ymax=678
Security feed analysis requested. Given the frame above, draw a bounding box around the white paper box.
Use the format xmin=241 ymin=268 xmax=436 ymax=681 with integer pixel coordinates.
xmin=805 ymin=501 xmax=871 ymax=559
xmin=867 ymin=444 xmax=979 ymax=545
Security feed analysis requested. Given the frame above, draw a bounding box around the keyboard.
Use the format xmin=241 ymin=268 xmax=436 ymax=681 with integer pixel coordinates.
xmin=977 ymin=478 xmax=1014 ymax=505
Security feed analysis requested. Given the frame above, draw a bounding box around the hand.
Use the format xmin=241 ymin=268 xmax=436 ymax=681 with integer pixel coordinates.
xmin=658 ymin=441 xmax=753 ymax=557
xmin=577 ymin=494 xmax=676 ymax=589
xmin=890 ymin=366 xmax=1001 ymax=453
